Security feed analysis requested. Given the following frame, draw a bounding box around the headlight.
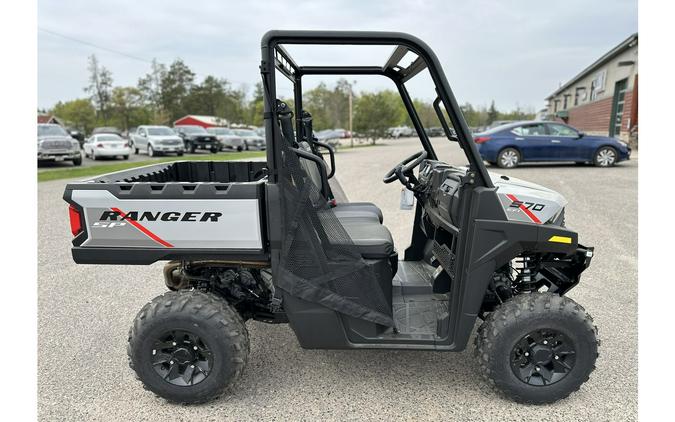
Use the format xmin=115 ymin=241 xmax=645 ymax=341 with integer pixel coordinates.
xmin=618 ymin=141 xmax=628 ymax=148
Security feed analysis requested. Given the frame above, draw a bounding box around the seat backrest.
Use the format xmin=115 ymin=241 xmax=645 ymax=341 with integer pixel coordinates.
xmin=276 ymin=101 xmax=329 ymax=196
xmin=297 ymin=140 xmax=324 ymax=190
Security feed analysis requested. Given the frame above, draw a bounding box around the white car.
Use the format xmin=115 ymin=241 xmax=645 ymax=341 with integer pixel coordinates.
xmin=206 ymin=127 xmax=247 ymax=151
xmin=83 ymin=134 xmax=132 ymax=160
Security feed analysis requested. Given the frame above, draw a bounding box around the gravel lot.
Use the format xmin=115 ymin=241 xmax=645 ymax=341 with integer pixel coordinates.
xmin=38 ymin=137 xmax=637 ymax=421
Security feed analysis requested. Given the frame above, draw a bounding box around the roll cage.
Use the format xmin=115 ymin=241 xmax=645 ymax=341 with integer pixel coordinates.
xmin=259 ymin=30 xmax=493 ymax=189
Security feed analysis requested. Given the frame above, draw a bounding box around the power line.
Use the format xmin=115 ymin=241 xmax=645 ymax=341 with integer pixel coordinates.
xmin=38 ymin=27 xmax=153 ymax=64
xmin=38 ymin=26 xmax=258 ymax=88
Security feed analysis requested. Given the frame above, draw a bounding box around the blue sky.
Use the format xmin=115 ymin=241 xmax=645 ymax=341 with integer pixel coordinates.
xmin=38 ymin=0 xmax=637 ymax=112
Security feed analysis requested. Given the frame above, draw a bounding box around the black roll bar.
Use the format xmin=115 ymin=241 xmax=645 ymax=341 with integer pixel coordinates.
xmin=260 ymin=30 xmax=493 ymax=189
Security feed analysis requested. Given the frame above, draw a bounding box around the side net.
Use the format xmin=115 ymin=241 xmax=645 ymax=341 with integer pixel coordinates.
xmin=274 ymin=102 xmax=394 ymax=327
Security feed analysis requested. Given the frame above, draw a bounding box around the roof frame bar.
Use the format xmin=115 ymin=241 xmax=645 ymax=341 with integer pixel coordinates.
xmin=383 ymin=45 xmax=409 ymax=71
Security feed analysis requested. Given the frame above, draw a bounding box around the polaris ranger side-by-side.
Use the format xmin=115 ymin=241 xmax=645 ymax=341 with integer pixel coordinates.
xmin=64 ymin=31 xmax=598 ymax=405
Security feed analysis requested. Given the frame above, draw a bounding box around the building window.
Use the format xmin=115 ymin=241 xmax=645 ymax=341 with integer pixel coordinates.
xmin=563 ymin=94 xmax=571 ymax=109
xmin=590 ymin=69 xmax=606 ymax=101
xmin=574 ymin=87 xmax=586 ymax=106
xmin=554 ymin=100 xmax=560 ymax=112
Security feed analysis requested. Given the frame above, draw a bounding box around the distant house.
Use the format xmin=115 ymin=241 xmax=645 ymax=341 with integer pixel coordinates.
xmin=37 ymin=114 xmax=64 ymax=125
xmin=173 ymin=115 xmax=229 ymax=128
xmin=545 ymin=33 xmax=638 ymax=141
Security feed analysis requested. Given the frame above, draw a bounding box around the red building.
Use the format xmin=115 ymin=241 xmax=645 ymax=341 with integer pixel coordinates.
xmin=37 ymin=114 xmax=64 ymax=125
xmin=545 ymin=33 xmax=638 ymax=143
xmin=173 ymin=115 xmax=229 ymax=128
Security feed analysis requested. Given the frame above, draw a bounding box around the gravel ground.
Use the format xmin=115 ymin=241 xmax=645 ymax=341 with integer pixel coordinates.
xmin=38 ymin=137 xmax=637 ymax=421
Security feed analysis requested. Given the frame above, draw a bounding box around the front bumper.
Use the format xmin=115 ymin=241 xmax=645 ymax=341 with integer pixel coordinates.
xmin=38 ymin=151 xmax=80 ymax=161
xmin=153 ymin=145 xmax=184 ymax=152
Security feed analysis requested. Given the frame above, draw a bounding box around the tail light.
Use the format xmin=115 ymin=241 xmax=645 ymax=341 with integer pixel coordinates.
xmin=123 ymin=143 xmax=129 ymax=147
xmin=96 ymin=143 xmax=104 ymax=148
xmin=68 ymin=205 xmax=83 ymax=236
xmin=474 ymin=136 xmax=492 ymax=144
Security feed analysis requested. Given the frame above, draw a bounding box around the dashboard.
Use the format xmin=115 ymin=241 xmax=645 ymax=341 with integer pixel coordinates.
xmin=416 ymin=160 xmax=468 ymax=233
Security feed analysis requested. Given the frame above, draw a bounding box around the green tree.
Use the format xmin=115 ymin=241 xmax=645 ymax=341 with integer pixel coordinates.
xmin=487 ymin=100 xmax=498 ymax=125
xmin=185 ymin=76 xmax=227 ymax=116
xmin=353 ymin=90 xmax=406 ymax=144
xmin=111 ymin=87 xmax=149 ymax=131
xmin=159 ymin=59 xmax=195 ymax=123
xmin=138 ymin=59 xmax=167 ymax=121
xmin=247 ymin=82 xmax=265 ymax=126
xmin=84 ymin=55 xmax=114 ymax=123
xmin=51 ymin=99 xmax=97 ymax=134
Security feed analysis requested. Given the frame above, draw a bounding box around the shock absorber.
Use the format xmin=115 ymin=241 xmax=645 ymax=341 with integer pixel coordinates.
xmin=513 ymin=255 xmax=539 ymax=293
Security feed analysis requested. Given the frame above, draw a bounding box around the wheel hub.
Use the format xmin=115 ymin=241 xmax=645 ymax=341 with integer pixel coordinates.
xmin=151 ymin=330 xmax=213 ymax=386
xmin=510 ymin=329 xmax=576 ymax=386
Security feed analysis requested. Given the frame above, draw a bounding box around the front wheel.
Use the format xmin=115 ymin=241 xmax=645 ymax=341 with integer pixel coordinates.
xmin=127 ymin=290 xmax=249 ymax=404
xmin=148 ymin=144 xmax=155 ymax=157
xmin=475 ymin=293 xmax=599 ymax=404
xmin=72 ymin=156 xmax=82 ymax=166
xmin=497 ymin=148 xmax=520 ymax=168
xmin=593 ymin=146 xmax=617 ymax=167
xmin=210 ymin=147 xmax=218 ymax=153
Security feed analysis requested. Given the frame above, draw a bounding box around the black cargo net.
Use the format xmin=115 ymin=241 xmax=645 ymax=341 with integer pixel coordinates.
xmin=274 ymin=102 xmax=394 ymax=327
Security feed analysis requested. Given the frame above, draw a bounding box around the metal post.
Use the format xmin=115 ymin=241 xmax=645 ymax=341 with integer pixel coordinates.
xmin=348 ymin=80 xmax=356 ymax=148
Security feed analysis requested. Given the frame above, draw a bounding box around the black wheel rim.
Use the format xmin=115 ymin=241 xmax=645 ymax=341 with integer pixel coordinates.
xmin=510 ymin=329 xmax=576 ymax=386
xmin=151 ymin=330 xmax=214 ymax=386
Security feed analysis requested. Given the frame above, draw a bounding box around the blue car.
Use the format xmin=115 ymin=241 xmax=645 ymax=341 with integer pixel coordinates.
xmin=473 ymin=121 xmax=631 ymax=168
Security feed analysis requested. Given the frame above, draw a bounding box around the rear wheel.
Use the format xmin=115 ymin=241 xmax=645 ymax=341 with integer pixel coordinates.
xmin=497 ymin=148 xmax=520 ymax=168
xmin=123 ymin=155 xmax=129 ymax=160
xmin=475 ymin=293 xmax=598 ymax=404
xmin=593 ymin=146 xmax=617 ymax=167
xmin=210 ymin=146 xmax=218 ymax=153
xmin=127 ymin=290 xmax=249 ymax=404
xmin=134 ymin=147 xmax=139 ymax=154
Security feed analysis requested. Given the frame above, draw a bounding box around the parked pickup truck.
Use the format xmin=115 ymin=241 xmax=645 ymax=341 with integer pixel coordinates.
xmin=130 ymin=125 xmax=185 ymax=157
xmin=174 ymin=125 xmax=220 ymax=153
xmin=38 ymin=123 xmax=82 ymax=166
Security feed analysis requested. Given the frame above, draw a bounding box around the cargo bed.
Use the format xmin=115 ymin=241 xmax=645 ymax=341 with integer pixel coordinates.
xmin=64 ymin=160 xmax=269 ymax=265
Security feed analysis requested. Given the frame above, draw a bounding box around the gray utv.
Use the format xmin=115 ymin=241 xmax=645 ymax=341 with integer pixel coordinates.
xmin=64 ymin=30 xmax=598 ymax=405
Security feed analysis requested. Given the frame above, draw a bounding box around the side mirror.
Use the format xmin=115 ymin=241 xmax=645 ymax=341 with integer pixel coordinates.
xmin=448 ymin=135 xmax=460 ymax=142
xmin=577 ymin=131 xmax=585 ymax=138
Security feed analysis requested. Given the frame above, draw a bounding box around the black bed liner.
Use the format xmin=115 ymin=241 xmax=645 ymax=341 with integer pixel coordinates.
xmin=90 ymin=160 xmax=267 ymax=184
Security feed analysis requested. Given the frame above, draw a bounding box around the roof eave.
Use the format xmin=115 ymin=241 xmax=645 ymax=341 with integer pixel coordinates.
xmin=546 ymin=32 xmax=638 ymax=99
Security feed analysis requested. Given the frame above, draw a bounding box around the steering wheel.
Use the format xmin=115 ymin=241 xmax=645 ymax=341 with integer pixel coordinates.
xmin=383 ymin=150 xmax=428 ymax=185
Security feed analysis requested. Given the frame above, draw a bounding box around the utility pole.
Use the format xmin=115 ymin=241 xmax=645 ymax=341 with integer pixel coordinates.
xmin=348 ymin=80 xmax=356 ymax=148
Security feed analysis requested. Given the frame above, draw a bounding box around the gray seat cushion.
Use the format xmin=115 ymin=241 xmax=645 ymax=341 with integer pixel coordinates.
xmin=338 ymin=217 xmax=394 ymax=259
xmin=334 ymin=202 xmax=383 ymax=223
